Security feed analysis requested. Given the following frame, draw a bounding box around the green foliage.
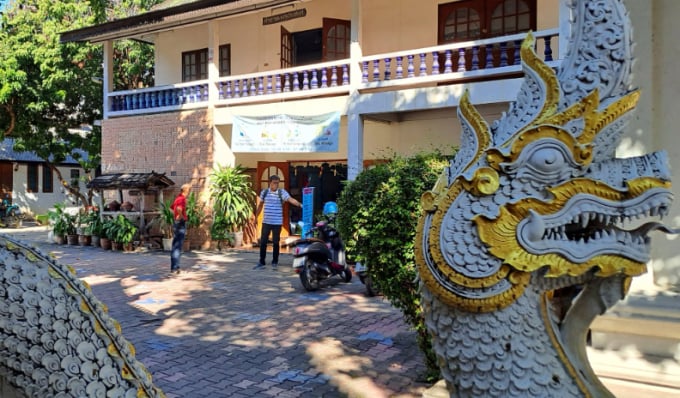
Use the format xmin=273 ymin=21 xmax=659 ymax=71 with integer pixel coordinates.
xmin=336 ymin=150 xmax=452 ymax=380
xmin=0 ymin=0 xmax=161 ymax=204
xmin=109 ymin=214 xmax=138 ymax=244
xmin=156 ymin=198 xmax=175 ymax=238
xmin=209 ymin=165 xmax=255 ymax=232
xmin=185 ymin=192 xmax=205 ymax=230
xmin=48 ymin=203 xmax=75 ymax=237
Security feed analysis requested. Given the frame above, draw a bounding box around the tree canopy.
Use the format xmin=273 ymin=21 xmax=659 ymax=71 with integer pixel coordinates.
xmin=0 ymin=0 xmax=160 ymax=204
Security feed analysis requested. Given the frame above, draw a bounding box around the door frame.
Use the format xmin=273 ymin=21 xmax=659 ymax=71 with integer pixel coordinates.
xmin=256 ymin=161 xmax=291 ymax=238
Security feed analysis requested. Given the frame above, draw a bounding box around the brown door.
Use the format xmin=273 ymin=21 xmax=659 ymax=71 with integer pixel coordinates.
xmin=281 ymin=26 xmax=293 ymax=68
xmin=322 ymin=18 xmax=351 ymax=61
xmin=0 ymin=163 xmax=12 ymax=201
xmin=256 ymin=162 xmax=291 ymax=238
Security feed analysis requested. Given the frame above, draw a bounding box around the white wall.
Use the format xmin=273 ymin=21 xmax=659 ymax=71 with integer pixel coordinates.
xmin=622 ymin=0 xmax=680 ymax=289
xmin=11 ymin=164 xmax=93 ymax=217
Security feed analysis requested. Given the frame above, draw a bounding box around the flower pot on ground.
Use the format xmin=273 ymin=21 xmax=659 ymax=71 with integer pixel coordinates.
xmin=91 ymin=235 xmax=101 ymax=247
xmin=184 ymin=191 xmax=206 ymax=251
xmin=48 ymin=203 xmax=75 ymax=244
xmin=99 ymin=237 xmax=112 ymax=250
xmin=209 ymin=165 xmax=255 ymax=248
xmin=78 ymin=234 xmax=91 ymax=246
xmin=157 ymin=199 xmax=175 ymax=251
xmin=66 ymin=234 xmax=79 ymax=245
xmin=210 ymin=216 xmax=234 ymax=251
xmin=110 ymin=214 xmax=138 ymax=252
xmin=100 ymin=218 xmax=117 ymax=250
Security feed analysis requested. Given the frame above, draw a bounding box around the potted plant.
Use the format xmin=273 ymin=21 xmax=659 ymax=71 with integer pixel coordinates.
xmin=210 ymin=215 xmax=234 ymax=251
xmin=157 ymin=199 xmax=175 ymax=251
xmin=64 ymin=212 xmax=78 ymax=245
xmin=184 ymin=191 xmax=205 ymax=251
xmin=48 ymin=203 xmax=70 ymax=244
xmin=209 ymin=165 xmax=255 ymax=248
xmin=89 ymin=212 xmax=104 ymax=248
xmin=76 ymin=208 xmax=96 ymax=246
xmin=111 ymin=214 xmax=138 ymax=252
xmin=100 ymin=218 xmax=116 ymax=250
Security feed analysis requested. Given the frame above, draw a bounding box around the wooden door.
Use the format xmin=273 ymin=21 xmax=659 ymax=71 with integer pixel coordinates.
xmin=256 ymin=162 xmax=291 ymax=238
xmin=281 ymin=26 xmax=293 ymax=68
xmin=322 ymin=18 xmax=351 ymax=61
xmin=0 ymin=163 xmax=12 ymax=201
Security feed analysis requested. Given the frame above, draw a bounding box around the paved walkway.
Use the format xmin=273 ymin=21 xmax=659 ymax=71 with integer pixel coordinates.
xmin=1 ymin=226 xmax=430 ymax=398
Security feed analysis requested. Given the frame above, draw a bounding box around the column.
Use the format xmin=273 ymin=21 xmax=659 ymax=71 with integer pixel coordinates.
xmin=349 ymin=0 xmax=363 ymax=93
xmin=103 ymin=40 xmax=113 ymax=119
xmin=346 ymin=111 xmax=364 ymax=181
xmin=208 ymin=21 xmax=220 ymax=107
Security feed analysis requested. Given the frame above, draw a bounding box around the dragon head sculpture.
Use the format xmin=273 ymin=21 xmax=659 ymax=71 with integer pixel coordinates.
xmin=416 ymin=1 xmax=677 ymax=397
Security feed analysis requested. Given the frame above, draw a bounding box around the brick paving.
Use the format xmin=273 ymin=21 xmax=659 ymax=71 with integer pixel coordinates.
xmin=2 ymin=226 xmax=430 ymax=398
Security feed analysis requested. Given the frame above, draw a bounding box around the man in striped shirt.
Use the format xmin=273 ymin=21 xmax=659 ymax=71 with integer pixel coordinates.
xmin=254 ymin=175 xmax=302 ymax=270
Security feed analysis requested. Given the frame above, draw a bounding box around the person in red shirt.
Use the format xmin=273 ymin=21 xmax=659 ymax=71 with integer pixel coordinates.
xmin=169 ymin=183 xmax=191 ymax=274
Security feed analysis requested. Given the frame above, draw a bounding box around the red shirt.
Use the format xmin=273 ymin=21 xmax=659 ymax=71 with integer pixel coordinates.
xmin=170 ymin=193 xmax=187 ymax=221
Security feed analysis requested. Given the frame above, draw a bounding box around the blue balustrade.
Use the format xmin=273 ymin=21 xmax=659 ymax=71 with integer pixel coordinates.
xmin=302 ymin=71 xmax=309 ymax=90
xmin=331 ymin=66 xmax=338 ymax=87
xmin=396 ymin=56 xmax=403 ymax=79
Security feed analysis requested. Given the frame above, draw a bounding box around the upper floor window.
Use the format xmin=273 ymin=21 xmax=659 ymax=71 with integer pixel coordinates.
xmin=182 ymin=49 xmax=208 ymax=82
xmin=27 ymin=164 xmax=39 ymax=193
xmin=438 ymin=0 xmax=536 ymax=44
xmin=42 ymin=164 xmax=53 ymax=193
xmin=219 ymin=44 xmax=231 ymax=77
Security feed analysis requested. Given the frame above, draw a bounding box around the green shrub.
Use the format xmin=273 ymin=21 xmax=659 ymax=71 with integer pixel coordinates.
xmin=336 ymin=150 xmax=451 ymax=381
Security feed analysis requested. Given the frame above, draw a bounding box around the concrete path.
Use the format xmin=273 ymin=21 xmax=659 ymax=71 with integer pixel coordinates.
xmin=1 ymin=226 xmax=429 ymax=398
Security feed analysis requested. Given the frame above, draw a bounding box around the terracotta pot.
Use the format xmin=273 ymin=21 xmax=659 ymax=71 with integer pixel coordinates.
xmin=54 ymin=235 xmax=66 ymax=245
xmin=66 ymin=234 xmax=78 ymax=245
xmin=78 ymin=235 xmax=91 ymax=246
xmin=91 ymin=236 xmax=101 ymax=247
xmin=100 ymin=238 xmax=112 ymax=250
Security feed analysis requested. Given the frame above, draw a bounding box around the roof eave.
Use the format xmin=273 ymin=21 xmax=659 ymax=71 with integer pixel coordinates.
xmin=60 ymin=0 xmax=298 ymax=44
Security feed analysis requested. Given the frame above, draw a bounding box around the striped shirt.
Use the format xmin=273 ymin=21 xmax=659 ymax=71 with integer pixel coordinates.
xmin=261 ymin=188 xmax=290 ymax=225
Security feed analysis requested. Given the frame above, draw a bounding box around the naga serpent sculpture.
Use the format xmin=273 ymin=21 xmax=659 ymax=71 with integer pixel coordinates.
xmin=0 ymin=235 xmax=165 ymax=397
xmin=416 ymin=0 xmax=678 ymax=397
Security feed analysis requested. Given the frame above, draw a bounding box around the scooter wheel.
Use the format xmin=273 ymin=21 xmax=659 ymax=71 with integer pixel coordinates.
xmin=341 ymin=269 xmax=352 ymax=283
xmin=299 ymin=263 xmax=319 ymax=291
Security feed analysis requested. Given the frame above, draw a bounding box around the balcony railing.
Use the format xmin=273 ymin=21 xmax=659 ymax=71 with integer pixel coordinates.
xmin=105 ymin=28 xmax=559 ymax=117
xmin=214 ymin=59 xmax=351 ymax=106
xmin=359 ymin=28 xmax=559 ymax=89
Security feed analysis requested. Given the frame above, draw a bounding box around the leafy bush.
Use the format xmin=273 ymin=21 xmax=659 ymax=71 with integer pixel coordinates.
xmin=336 ymin=150 xmax=451 ymax=380
xmin=209 ymin=165 xmax=255 ymax=232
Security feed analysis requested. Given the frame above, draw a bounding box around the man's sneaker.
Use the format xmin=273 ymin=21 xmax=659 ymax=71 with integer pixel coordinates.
xmin=253 ymin=263 xmax=266 ymax=270
xmin=271 ymin=263 xmax=278 ymax=271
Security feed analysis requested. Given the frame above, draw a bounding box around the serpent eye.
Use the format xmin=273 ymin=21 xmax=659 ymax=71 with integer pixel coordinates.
xmin=527 ymin=146 xmax=567 ymax=174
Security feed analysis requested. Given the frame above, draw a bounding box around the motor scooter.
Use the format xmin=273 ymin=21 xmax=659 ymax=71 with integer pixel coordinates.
xmin=292 ymin=202 xmax=352 ymax=291
xmin=0 ymin=194 xmax=24 ymax=228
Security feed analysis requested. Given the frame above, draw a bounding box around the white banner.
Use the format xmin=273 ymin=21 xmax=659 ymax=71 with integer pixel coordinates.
xmin=231 ymin=112 xmax=341 ymax=153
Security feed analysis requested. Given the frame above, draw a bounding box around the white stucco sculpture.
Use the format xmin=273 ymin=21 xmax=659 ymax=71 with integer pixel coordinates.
xmin=415 ymin=0 xmax=677 ymax=396
xmin=0 ymin=235 xmax=165 ymax=397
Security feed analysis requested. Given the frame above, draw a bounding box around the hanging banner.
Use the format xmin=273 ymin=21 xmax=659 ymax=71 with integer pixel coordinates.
xmin=231 ymin=112 xmax=340 ymax=153
xmin=301 ymin=187 xmax=315 ymax=238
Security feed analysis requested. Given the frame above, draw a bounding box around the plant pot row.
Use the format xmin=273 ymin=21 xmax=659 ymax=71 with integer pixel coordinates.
xmin=55 ymin=234 xmax=135 ymax=252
